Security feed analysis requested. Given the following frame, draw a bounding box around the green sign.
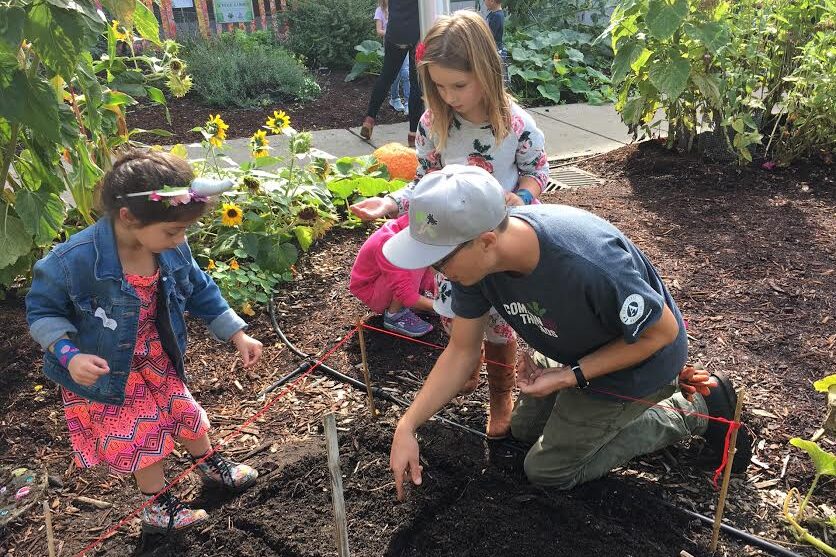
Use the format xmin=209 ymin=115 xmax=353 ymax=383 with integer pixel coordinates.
xmin=213 ymin=0 xmax=254 ymax=23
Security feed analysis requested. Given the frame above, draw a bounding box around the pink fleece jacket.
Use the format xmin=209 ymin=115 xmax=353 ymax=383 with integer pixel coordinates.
xmin=349 ymin=215 xmax=436 ymax=314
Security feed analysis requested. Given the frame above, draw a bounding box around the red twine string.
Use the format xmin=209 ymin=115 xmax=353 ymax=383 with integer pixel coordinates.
xmin=73 ymin=326 xmax=360 ymax=557
xmin=359 ymin=322 xmax=741 ymax=487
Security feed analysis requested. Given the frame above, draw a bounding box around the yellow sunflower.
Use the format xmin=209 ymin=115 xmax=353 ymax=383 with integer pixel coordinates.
xmin=230 ymin=259 xmax=240 ymax=271
xmin=250 ymin=129 xmax=269 ymax=158
xmin=207 ymin=259 xmax=216 ymax=270
xmin=220 ymin=202 xmax=243 ymax=227
xmin=111 ymin=20 xmax=129 ymax=42
xmin=265 ymin=109 xmax=291 ymax=134
xmin=241 ymin=301 xmax=255 ymax=316
xmin=206 ymin=114 xmax=229 ymax=148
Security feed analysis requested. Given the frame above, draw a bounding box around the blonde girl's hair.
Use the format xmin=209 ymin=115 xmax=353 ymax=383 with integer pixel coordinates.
xmin=417 ymin=10 xmax=512 ymax=152
xmin=378 ymin=0 xmax=387 ymax=15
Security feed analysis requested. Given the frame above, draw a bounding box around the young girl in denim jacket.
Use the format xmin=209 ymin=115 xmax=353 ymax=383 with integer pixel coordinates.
xmin=350 ymin=11 xmax=549 ymax=439
xmin=26 ymin=150 xmax=262 ymax=534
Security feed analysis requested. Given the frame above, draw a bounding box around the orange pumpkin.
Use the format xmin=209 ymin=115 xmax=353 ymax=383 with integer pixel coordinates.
xmin=372 ymin=143 xmax=418 ymax=181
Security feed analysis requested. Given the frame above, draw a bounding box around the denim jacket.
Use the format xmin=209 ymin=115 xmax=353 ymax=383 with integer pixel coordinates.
xmin=26 ymin=216 xmax=246 ymax=405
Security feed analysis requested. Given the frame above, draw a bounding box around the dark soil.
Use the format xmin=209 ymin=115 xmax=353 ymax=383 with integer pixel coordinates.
xmin=129 ymin=70 xmax=408 ymax=146
xmin=1 ymin=143 xmax=834 ymax=556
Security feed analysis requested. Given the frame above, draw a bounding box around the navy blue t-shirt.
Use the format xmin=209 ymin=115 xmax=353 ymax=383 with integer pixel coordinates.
xmin=452 ymin=205 xmax=688 ymax=399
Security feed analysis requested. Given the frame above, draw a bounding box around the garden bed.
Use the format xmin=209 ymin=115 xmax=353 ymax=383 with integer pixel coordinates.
xmin=1 ymin=143 xmax=834 ymax=556
xmin=129 ymin=70 xmax=408 ymax=146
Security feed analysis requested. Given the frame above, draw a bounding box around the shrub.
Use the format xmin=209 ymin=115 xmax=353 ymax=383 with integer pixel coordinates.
xmin=608 ymin=0 xmax=836 ymax=166
xmin=506 ymin=28 xmax=615 ymax=105
xmin=182 ymin=31 xmax=320 ymax=108
xmin=283 ymin=0 xmax=376 ymax=69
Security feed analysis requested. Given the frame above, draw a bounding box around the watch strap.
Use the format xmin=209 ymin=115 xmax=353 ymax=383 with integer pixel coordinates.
xmin=571 ymin=364 xmax=589 ymax=389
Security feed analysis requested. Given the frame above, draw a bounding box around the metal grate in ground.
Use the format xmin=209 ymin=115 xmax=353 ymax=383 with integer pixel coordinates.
xmin=544 ymin=165 xmax=604 ymax=192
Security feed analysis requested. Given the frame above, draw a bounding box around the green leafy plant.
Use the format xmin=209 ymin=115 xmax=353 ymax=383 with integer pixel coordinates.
xmin=325 ymin=155 xmax=406 ymax=227
xmin=0 ymin=0 xmax=190 ymax=291
xmin=282 ymin=0 xmax=376 ymax=69
xmin=345 ymin=40 xmax=384 ymax=82
xmin=768 ymin=14 xmax=836 ymax=166
xmin=605 ymin=0 xmax=741 ymax=156
xmin=506 ymin=28 xmax=615 ymax=105
xmin=782 ymin=374 xmax=836 ymax=556
xmin=206 ymin=260 xmax=287 ymax=316
xmin=784 ymin=438 xmax=836 ymax=556
xmin=606 ymin=0 xmax=836 ymax=165
xmin=505 ymin=0 xmax=617 ymax=35
xmin=181 ymin=32 xmax=320 ymax=108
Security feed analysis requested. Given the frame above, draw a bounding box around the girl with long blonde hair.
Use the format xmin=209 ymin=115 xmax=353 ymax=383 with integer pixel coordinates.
xmin=351 ymin=10 xmax=549 ymax=439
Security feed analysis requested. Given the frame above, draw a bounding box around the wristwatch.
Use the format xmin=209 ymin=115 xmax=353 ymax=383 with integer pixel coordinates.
xmin=571 ymin=364 xmax=589 ymax=389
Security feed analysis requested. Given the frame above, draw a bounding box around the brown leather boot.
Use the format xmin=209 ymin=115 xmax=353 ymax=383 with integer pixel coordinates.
xmin=484 ymin=339 xmax=517 ymax=439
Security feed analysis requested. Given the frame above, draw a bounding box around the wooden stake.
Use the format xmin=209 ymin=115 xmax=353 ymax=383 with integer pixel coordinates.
xmin=323 ymin=413 xmax=351 ymax=557
xmin=709 ymin=388 xmax=745 ymax=553
xmin=356 ymin=320 xmax=377 ymax=419
xmin=43 ymin=500 xmax=56 ymax=557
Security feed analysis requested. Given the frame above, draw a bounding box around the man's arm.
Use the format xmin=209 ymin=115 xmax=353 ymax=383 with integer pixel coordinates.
xmin=519 ymin=304 xmax=680 ymax=396
xmin=390 ymin=314 xmax=487 ymax=499
xmin=397 ymin=315 xmax=486 ymax=431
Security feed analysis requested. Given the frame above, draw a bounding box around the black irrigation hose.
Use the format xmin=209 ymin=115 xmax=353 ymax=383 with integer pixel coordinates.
xmin=658 ymin=500 xmax=804 ymax=557
xmin=256 ymin=360 xmax=313 ymax=398
xmin=267 ymin=299 xmax=499 ymax=442
xmin=266 ymin=305 xmax=803 ymax=555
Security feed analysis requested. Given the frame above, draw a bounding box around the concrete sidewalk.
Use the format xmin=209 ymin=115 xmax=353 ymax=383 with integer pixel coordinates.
xmin=186 ymin=103 xmax=652 ymax=165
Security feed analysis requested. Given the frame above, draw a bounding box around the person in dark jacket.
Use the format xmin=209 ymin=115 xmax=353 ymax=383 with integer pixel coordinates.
xmin=359 ymin=0 xmax=424 ymax=147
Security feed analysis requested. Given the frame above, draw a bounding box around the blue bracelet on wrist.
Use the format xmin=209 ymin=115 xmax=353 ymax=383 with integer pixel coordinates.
xmin=516 ymin=189 xmax=535 ymax=205
xmin=53 ymin=338 xmax=80 ymax=369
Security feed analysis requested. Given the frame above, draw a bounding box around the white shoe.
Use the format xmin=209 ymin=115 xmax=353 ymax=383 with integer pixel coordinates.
xmin=389 ymin=98 xmax=406 ymax=113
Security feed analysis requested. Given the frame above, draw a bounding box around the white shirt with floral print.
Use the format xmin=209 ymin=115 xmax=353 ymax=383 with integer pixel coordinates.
xmin=385 ymin=101 xmax=548 ymax=337
xmin=388 ymin=101 xmax=549 ymax=214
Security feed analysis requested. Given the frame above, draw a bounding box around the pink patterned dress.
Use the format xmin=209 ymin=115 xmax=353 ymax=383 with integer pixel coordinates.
xmin=62 ymin=271 xmax=210 ymax=474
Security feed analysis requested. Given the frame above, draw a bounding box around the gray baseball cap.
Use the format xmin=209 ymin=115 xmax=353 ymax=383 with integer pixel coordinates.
xmin=383 ymin=164 xmax=507 ymax=270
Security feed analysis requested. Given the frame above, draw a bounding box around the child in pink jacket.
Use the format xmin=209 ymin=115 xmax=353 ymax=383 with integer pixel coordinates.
xmin=350 ymin=215 xmax=436 ymax=337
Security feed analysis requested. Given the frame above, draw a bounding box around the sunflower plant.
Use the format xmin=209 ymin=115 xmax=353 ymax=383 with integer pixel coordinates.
xmin=185 ymin=109 xmax=346 ymax=308
xmin=183 ymin=106 xmax=410 ymax=310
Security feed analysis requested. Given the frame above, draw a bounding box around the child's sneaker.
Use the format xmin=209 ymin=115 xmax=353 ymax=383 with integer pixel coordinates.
xmin=384 ymin=308 xmax=433 ymax=338
xmin=194 ymin=451 xmax=258 ymax=491
xmin=140 ymin=491 xmax=208 ymax=534
xmin=389 ymin=98 xmax=406 ymax=113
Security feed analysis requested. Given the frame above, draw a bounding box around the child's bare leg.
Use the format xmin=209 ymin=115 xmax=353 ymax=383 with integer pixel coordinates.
xmin=177 ymin=432 xmax=212 ymax=458
xmin=387 ymin=299 xmax=404 ymax=314
xmin=134 ymin=460 xmax=166 ymax=494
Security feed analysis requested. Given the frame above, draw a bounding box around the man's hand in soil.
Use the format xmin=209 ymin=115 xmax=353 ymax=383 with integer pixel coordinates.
xmin=67 ymin=354 xmax=110 ymax=387
xmin=390 ymin=422 xmax=423 ymax=501
xmin=678 ymin=365 xmax=718 ymax=402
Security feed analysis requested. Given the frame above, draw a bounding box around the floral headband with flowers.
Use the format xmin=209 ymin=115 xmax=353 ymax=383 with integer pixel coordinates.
xmin=116 ymin=177 xmax=237 ymax=207
xmin=415 ymin=42 xmax=426 ymax=63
